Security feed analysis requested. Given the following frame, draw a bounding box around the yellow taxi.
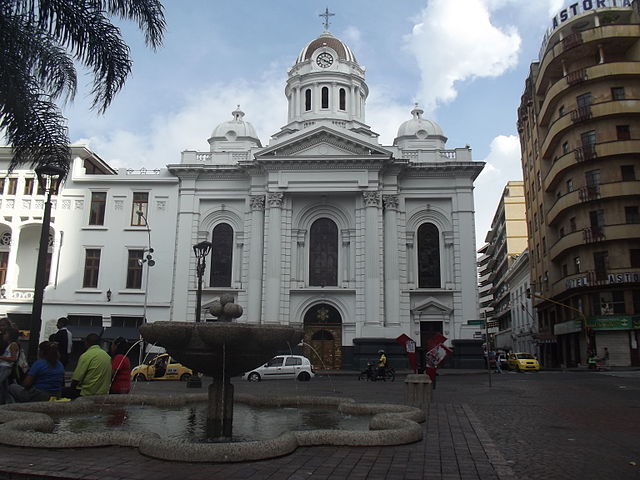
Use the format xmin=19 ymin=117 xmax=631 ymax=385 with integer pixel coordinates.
xmin=131 ymin=353 xmax=193 ymax=381
xmin=506 ymin=352 xmax=541 ymax=372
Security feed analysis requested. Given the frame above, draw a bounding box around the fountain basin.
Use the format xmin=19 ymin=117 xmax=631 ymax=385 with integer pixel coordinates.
xmin=0 ymin=394 xmax=424 ymax=462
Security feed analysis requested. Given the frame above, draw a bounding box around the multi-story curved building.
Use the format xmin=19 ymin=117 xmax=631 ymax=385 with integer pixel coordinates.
xmin=518 ymin=2 xmax=640 ymax=367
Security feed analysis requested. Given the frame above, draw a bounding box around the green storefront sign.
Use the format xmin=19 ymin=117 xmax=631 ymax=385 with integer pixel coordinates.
xmin=587 ymin=316 xmax=640 ymax=330
xmin=467 ymin=320 xmax=485 ymax=326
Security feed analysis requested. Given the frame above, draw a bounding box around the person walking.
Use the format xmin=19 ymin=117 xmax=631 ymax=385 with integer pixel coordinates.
xmin=495 ymin=352 xmax=503 ymax=374
xmin=49 ymin=317 xmax=72 ymax=368
xmin=0 ymin=327 xmax=20 ymax=404
xmin=602 ymin=347 xmax=610 ymax=369
xmin=8 ymin=341 xmax=64 ymax=402
xmin=109 ymin=337 xmax=131 ymax=394
xmin=62 ymin=333 xmax=111 ymax=399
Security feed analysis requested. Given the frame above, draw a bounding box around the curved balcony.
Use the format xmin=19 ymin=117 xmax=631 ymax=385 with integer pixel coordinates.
xmin=536 ymin=24 xmax=640 ymax=96
xmin=549 ymin=223 xmax=640 ymax=261
xmin=544 ymin=140 xmax=640 ymax=192
xmin=547 ymin=181 xmax=640 ymax=225
xmin=539 ymin=62 xmax=640 ymax=127
xmin=540 ymin=100 xmax=640 ymax=160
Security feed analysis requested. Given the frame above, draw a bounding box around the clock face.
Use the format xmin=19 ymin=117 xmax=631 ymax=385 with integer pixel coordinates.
xmin=316 ymin=52 xmax=334 ymax=68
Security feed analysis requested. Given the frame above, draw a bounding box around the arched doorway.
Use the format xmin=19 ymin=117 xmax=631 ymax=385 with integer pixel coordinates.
xmin=303 ymin=303 xmax=342 ymax=370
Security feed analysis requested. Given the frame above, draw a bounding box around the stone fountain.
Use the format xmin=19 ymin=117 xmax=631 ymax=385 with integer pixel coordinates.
xmin=139 ymin=294 xmax=302 ymax=437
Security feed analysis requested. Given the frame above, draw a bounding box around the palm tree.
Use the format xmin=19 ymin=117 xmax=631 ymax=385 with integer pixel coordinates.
xmin=0 ymin=0 xmax=166 ymax=176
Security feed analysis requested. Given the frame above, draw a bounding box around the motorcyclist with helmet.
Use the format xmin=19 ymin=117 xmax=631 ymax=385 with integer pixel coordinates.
xmin=377 ymin=349 xmax=387 ymax=379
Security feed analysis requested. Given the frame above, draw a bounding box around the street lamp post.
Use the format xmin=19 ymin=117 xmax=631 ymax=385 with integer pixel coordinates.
xmin=29 ymin=164 xmax=66 ymax=365
xmin=137 ymin=211 xmax=154 ymax=365
xmin=188 ymin=240 xmax=212 ymax=388
xmin=193 ymin=241 xmax=212 ymax=323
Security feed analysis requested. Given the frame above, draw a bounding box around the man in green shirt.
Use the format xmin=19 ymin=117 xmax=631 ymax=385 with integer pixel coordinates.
xmin=64 ymin=333 xmax=112 ymax=399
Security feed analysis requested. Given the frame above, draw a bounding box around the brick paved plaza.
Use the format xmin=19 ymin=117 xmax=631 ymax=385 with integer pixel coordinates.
xmin=0 ymin=370 xmax=638 ymax=480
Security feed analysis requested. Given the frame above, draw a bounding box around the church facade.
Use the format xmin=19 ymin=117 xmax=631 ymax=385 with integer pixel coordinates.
xmin=169 ymin=31 xmax=484 ymax=368
xmin=0 ymin=29 xmax=483 ymax=370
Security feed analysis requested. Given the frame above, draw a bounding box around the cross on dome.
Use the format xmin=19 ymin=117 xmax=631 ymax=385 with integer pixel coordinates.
xmin=319 ymin=7 xmax=335 ymax=31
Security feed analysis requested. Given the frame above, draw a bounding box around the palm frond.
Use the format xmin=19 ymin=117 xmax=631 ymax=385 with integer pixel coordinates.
xmin=101 ymin=0 xmax=166 ymax=49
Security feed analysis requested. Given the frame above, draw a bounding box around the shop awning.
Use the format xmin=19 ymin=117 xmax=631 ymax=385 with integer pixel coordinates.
xmin=102 ymin=327 xmax=140 ymax=342
xmin=69 ymin=326 xmax=104 ymax=341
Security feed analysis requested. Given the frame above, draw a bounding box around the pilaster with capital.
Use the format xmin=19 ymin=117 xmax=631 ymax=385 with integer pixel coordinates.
xmin=383 ymin=195 xmax=400 ymax=326
xmin=247 ymin=195 xmax=266 ymax=323
xmin=363 ymin=191 xmax=382 ymax=325
xmin=264 ymin=192 xmax=285 ymax=323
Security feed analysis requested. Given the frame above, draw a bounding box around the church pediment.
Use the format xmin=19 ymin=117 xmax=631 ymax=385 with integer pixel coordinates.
xmin=411 ymin=297 xmax=452 ymax=316
xmin=258 ymin=127 xmax=390 ymax=158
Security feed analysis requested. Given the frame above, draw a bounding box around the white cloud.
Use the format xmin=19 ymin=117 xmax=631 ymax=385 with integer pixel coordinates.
xmin=73 ymin=74 xmax=287 ymax=169
xmin=405 ymin=0 xmax=521 ymax=115
xmin=474 ymin=134 xmax=522 ymax=248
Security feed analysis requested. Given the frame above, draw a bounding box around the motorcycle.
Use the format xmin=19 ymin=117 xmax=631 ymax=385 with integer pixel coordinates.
xmin=358 ymin=362 xmax=395 ymax=382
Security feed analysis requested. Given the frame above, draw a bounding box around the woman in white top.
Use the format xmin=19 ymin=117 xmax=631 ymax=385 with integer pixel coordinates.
xmin=0 ymin=327 xmax=19 ymax=404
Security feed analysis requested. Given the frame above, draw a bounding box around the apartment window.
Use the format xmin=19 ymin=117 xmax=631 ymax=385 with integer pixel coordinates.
xmin=562 ymin=141 xmax=569 ymax=154
xmin=305 ymin=89 xmax=312 ymax=111
xmin=534 ymin=212 xmax=538 ymax=229
xmin=593 ymin=251 xmax=608 ymax=281
xmin=566 ymin=179 xmax=574 ymax=193
xmin=89 ymin=192 xmax=107 ymax=226
xmin=126 ymin=250 xmax=144 ymax=289
xmin=542 ymin=236 xmax=546 ymax=253
xmin=621 ymin=165 xmax=636 ymax=181
xmin=576 ymin=92 xmax=592 ymax=108
xmin=82 ymin=249 xmax=101 ymax=288
xmin=625 ymin=206 xmax=640 ymax=224
xmin=585 ymin=169 xmax=601 ymax=188
xmin=589 ymin=209 xmax=605 ymax=230
xmin=574 ymin=256 xmax=581 ymax=274
xmin=611 ymin=87 xmax=625 ymax=100
xmin=562 ymin=264 xmax=568 ymax=277
xmin=131 ymin=192 xmax=148 ymax=226
xmin=321 ymin=87 xmax=329 ymax=109
xmin=634 ymin=291 xmax=640 ymax=314
xmin=23 ymin=178 xmax=34 ymax=195
xmin=630 ymin=249 xmax=640 ymax=268
xmin=559 ymin=226 xmax=565 ymax=237
xmin=569 ymin=217 xmax=577 ymax=232
xmin=558 ymin=105 xmax=565 ymax=116
xmin=593 ymin=291 xmax=625 ymax=316
xmin=339 ymin=88 xmax=346 ymax=110
xmin=616 ymin=125 xmax=631 ymax=141
xmin=581 ymin=130 xmax=596 ymax=147
xmin=7 ymin=179 xmax=17 ymax=195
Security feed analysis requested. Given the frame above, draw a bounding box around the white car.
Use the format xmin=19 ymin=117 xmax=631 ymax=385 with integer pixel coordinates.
xmin=243 ymin=355 xmax=315 ymax=382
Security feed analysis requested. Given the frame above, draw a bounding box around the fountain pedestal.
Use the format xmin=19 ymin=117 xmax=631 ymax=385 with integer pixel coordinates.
xmin=139 ymin=321 xmax=302 ymax=438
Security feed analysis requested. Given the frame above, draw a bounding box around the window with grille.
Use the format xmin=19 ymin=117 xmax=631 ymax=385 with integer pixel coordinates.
xmin=321 ymin=87 xmax=329 ymax=109
xmin=211 ymin=223 xmax=233 ymax=287
xmin=417 ymin=223 xmax=441 ymax=288
xmin=82 ymin=249 xmax=101 ymax=288
xmin=309 ymin=218 xmax=338 ymax=287
xmin=23 ymin=178 xmax=33 ymax=195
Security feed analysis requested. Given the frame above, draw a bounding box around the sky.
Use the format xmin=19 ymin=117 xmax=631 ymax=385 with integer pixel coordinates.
xmin=54 ymin=0 xmax=567 ymax=250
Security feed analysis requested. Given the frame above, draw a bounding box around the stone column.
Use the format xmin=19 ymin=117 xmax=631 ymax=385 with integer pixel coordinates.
xmin=341 ymin=229 xmax=351 ymax=287
xmin=234 ymin=232 xmax=244 ymax=289
xmin=383 ymin=195 xmax=400 ymax=326
xmin=406 ymin=232 xmax=415 ymax=286
xmin=443 ymin=231 xmax=454 ymax=288
xmin=264 ymin=192 xmax=283 ymax=323
xmin=363 ymin=191 xmax=381 ymax=325
xmin=247 ymin=195 xmax=265 ymax=323
xmin=294 ymin=229 xmax=306 ymax=287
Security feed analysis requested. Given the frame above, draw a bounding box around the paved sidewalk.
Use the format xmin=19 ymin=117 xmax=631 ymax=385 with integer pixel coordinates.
xmin=0 ymin=376 xmax=516 ymax=480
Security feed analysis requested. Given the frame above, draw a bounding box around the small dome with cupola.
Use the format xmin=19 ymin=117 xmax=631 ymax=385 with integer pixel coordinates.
xmin=208 ymin=106 xmax=261 ymax=152
xmin=394 ymin=104 xmax=447 ymax=150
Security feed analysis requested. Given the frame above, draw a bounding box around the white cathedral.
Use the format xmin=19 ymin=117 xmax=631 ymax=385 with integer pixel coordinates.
xmin=0 ymin=28 xmax=484 ymax=370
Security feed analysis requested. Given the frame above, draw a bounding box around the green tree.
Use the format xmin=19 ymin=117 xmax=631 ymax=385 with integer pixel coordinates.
xmin=0 ymin=0 xmax=165 ymax=176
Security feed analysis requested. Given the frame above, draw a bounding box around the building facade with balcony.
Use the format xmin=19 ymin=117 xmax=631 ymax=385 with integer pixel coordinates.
xmin=478 ymin=181 xmax=529 ymax=353
xmin=518 ymin=1 xmax=640 ymax=367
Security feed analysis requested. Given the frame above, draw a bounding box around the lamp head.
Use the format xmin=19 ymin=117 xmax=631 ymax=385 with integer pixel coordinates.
xmin=193 ymin=240 xmax=213 ymax=258
xmin=35 ymin=164 xmax=66 ymax=193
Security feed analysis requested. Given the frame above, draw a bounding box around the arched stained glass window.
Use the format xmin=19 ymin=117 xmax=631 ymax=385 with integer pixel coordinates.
xmin=339 ymin=88 xmax=346 ymax=110
xmin=210 ymin=223 xmax=233 ymax=287
xmin=321 ymin=87 xmax=329 ymax=109
xmin=417 ymin=223 xmax=441 ymax=288
xmin=309 ymin=218 xmax=338 ymax=286
xmin=305 ymin=89 xmax=312 ymax=111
